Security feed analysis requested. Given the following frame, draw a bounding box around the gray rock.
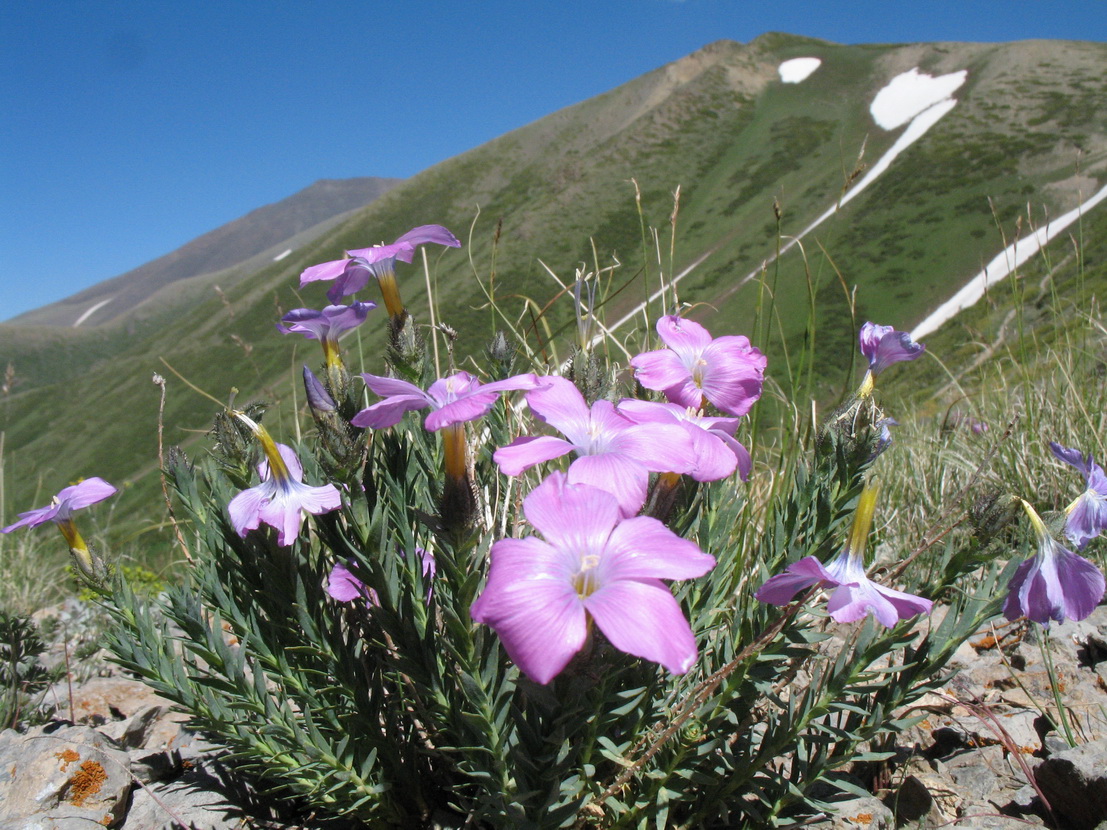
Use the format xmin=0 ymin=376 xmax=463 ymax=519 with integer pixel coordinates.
xmin=0 ymin=724 xmax=132 ymax=828
xmin=122 ymin=767 xmax=251 ymax=830
xmin=1033 ymin=737 xmax=1107 ymax=830
xmin=818 ymin=795 xmax=894 ymax=829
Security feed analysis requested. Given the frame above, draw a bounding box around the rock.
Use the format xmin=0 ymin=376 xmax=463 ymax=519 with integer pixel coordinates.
xmin=818 ymin=795 xmax=894 ymax=829
xmin=0 ymin=723 xmax=132 ymax=828
xmin=49 ymin=676 xmax=172 ymax=725
xmin=122 ymin=766 xmax=251 ymax=830
xmin=100 ymin=703 xmax=170 ymax=749
xmin=1033 ymin=737 xmax=1107 ymax=830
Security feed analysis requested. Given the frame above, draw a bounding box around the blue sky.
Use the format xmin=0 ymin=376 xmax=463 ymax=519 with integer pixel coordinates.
xmin=2 ymin=1 xmax=1105 ymax=321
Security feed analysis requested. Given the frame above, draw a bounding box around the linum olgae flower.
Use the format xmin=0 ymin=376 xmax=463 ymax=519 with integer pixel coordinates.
xmin=630 ymin=315 xmax=766 ymax=416
xmin=494 ymin=376 xmax=698 ymax=516
xmin=228 ymin=412 xmax=342 ymax=546
xmin=755 ymin=484 xmax=933 ymax=627
xmin=1049 ymin=441 xmax=1107 ymax=550
xmin=354 ymin=370 xmax=544 ymax=486
xmin=299 ymin=225 xmax=461 ymax=314
xmin=277 ymin=302 xmax=375 ymax=368
xmin=857 ymin=322 xmax=925 ymax=396
xmin=1003 ymin=499 xmax=1105 ymax=625
xmin=2 ymin=477 xmax=117 ymax=579
xmin=471 ymin=472 xmax=715 ymax=684
xmin=327 ymin=549 xmax=435 ymax=606
xmin=617 ymin=399 xmax=752 ymax=482
xmin=327 ymin=561 xmax=379 ymax=605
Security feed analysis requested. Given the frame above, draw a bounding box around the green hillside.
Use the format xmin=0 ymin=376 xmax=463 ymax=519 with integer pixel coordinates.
xmin=2 ymin=33 xmax=1105 ymax=559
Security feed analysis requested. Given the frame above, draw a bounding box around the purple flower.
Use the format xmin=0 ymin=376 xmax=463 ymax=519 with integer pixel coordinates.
xmin=617 ymin=399 xmax=752 ymax=482
xmin=859 ymin=322 xmax=925 ymax=379
xmin=755 ymin=485 xmax=933 ymax=628
xmin=351 ymin=371 xmax=543 ymax=432
xmin=630 ymin=315 xmax=766 ymax=416
xmin=278 ymin=303 xmax=375 ymax=367
xmin=493 ymin=376 xmax=698 ymax=516
xmin=470 ymin=472 xmax=715 ymax=684
xmin=299 ymin=225 xmax=461 ymax=311
xmin=327 ymin=561 xmax=379 ymax=605
xmin=2 ymin=477 xmax=117 ymax=580
xmin=1050 ymin=441 xmax=1107 ymax=550
xmin=228 ymin=415 xmax=342 ymax=546
xmin=302 ymin=366 xmax=337 ymax=414
xmin=409 ymin=546 xmax=436 ymax=604
xmin=1004 ymin=499 xmax=1105 ymax=625
xmin=2 ymin=478 xmax=117 ymax=533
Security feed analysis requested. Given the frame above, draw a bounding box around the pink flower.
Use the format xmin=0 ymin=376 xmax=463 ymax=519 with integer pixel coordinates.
xmin=228 ymin=415 xmax=342 ymax=546
xmin=755 ymin=485 xmax=932 ymax=628
xmin=351 ymin=371 xmax=543 ymax=432
xmin=630 ymin=315 xmax=765 ymax=416
xmin=471 ymin=472 xmax=715 ymax=684
xmin=326 ymin=561 xmax=379 ymax=605
xmin=493 ymin=376 xmax=697 ymax=516
xmin=299 ymin=225 xmax=460 ymax=311
xmin=617 ymin=399 xmax=752 ymax=482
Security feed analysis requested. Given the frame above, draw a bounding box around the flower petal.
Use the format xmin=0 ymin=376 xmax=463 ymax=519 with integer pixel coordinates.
xmin=228 ymin=486 xmax=268 ymax=538
xmin=471 ymin=538 xmax=587 ymax=685
xmin=604 ymin=515 xmax=715 ymax=580
xmin=494 ymin=435 xmax=574 ymax=476
xmin=327 ymin=562 xmax=368 ymax=602
xmin=754 ymin=556 xmax=835 ymax=606
xmin=1055 ymin=547 xmax=1106 ymax=621
xmin=351 ymin=394 xmax=429 ymax=429
xmin=630 ymin=349 xmax=692 ymax=395
xmin=521 ymin=472 xmax=621 ymax=553
xmin=299 ymin=258 xmax=349 ymax=286
xmin=567 ymin=453 xmax=649 ymax=517
xmin=655 ymin=315 xmax=712 ymax=353
xmin=585 ymin=579 xmax=699 ymax=675
xmin=523 ymin=377 xmax=592 ymax=442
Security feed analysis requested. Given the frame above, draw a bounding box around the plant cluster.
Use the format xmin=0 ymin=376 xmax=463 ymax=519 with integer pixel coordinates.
xmin=4 ymin=223 xmax=1105 ymax=828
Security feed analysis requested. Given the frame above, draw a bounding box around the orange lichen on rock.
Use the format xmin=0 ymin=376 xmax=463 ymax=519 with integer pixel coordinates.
xmin=55 ymin=748 xmax=81 ymax=771
xmin=67 ymin=759 xmax=108 ymax=807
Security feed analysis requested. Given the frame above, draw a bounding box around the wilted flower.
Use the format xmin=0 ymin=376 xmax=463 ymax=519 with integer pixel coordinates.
xmin=857 ymin=322 xmax=925 ymax=396
xmin=2 ymin=477 xmax=117 ymax=580
xmin=299 ymin=225 xmax=461 ymax=313
xmin=755 ymin=484 xmax=933 ymax=628
xmin=228 ymin=413 xmax=342 ymax=546
xmin=630 ymin=315 xmax=765 ymax=416
xmin=278 ymin=303 xmax=375 ymax=368
xmin=1049 ymin=441 xmax=1107 ymax=550
xmin=470 ymin=472 xmax=715 ymax=684
xmin=494 ymin=376 xmax=697 ymax=516
xmin=1003 ymin=499 xmax=1105 ymax=625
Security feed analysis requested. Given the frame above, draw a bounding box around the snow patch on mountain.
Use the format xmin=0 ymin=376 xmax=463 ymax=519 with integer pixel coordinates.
xmin=779 ymin=58 xmax=821 ymax=84
xmin=911 ymin=182 xmax=1107 ymax=340
xmin=73 ymin=298 xmax=113 ymax=328
xmin=871 ymin=68 xmax=967 ymax=130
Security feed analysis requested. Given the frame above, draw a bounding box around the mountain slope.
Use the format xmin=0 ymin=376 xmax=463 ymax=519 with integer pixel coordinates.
xmin=6 ymin=177 xmax=402 ymax=329
xmin=1 ymin=34 xmax=1105 ymax=551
